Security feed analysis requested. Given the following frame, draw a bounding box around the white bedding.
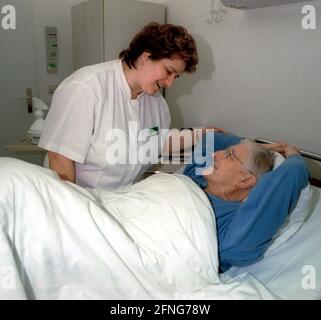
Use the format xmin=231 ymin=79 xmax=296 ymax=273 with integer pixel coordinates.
xmin=0 ymin=157 xmax=276 ymax=300
xmin=225 ymin=186 xmax=321 ymax=300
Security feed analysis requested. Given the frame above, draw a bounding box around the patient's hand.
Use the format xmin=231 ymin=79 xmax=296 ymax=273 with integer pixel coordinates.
xmin=284 ymin=145 xmax=300 ymax=157
xmin=262 ymin=142 xmax=287 ymax=153
xmin=262 ymin=142 xmax=300 ymax=157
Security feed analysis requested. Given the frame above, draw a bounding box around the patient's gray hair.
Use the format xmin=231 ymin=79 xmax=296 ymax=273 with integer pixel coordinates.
xmin=241 ymin=139 xmax=274 ymax=179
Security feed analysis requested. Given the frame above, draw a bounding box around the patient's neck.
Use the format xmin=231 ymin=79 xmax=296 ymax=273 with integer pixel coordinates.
xmin=205 ymin=184 xmax=249 ymax=202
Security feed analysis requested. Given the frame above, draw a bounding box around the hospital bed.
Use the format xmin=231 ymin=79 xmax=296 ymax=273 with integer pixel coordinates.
xmin=0 ymin=157 xmax=277 ymax=300
xmin=225 ymin=184 xmax=321 ymax=300
xmin=222 ymin=139 xmax=321 ymax=300
xmin=0 ymin=143 xmax=320 ymax=300
xmin=168 ymin=138 xmax=321 ymax=300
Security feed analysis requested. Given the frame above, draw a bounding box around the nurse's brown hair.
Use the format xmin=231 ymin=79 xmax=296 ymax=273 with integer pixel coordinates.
xmin=119 ymin=22 xmax=198 ymax=73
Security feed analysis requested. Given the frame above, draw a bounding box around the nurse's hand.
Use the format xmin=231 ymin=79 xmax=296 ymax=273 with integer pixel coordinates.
xmin=201 ymin=126 xmax=225 ymax=134
xmin=189 ymin=126 xmax=225 ymax=148
xmin=193 ymin=126 xmax=225 ymax=139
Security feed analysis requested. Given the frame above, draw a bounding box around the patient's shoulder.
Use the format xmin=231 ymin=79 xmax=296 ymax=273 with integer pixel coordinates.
xmin=276 ymin=154 xmax=309 ymax=180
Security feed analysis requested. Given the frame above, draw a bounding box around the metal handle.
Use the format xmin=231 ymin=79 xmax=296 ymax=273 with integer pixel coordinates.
xmin=20 ymin=88 xmax=33 ymax=113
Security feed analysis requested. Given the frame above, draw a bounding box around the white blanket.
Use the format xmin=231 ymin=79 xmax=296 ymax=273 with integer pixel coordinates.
xmin=0 ymin=158 xmax=276 ymax=299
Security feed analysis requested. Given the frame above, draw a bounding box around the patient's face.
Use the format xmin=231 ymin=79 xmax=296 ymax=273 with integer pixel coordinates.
xmin=203 ymin=143 xmax=252 ymax=188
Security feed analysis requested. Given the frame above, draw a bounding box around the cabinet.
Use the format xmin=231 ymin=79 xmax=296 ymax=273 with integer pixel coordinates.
xmin=6 ymin=137 xmax=47 ymax=167
xmin=6 ymin=137 xmax=46 ymax=154
xmin=221 ymin=0 xmax=312 ymax=9
xmin=71 ymin=0 xmax=165 ymax=71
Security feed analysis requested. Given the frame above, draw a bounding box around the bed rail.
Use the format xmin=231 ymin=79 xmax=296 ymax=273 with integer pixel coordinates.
xmin=255 ymin=138 xmax=321 ymax=162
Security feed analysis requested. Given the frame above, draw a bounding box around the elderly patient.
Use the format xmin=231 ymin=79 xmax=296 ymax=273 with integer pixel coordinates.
xmin=183 ymin=132 xmax=310 ymax=272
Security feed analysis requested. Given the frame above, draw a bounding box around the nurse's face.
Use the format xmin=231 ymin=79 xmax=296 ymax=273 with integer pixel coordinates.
xmin=138 ymin=53 xmax=186 ymax=95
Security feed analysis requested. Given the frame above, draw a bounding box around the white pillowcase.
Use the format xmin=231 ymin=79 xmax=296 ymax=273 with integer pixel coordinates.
xmin=265 ymin=152 xmax=312 ymax=255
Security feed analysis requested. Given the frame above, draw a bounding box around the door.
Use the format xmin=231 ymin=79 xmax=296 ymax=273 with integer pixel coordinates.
xmin=0 ymin=0 xmax=40 ymax=163
xmin=71 ymin=0 xmax=166 ymax=71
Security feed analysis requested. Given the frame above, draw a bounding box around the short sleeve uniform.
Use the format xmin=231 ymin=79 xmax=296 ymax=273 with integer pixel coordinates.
xmin=39 ymin=60 xmax=170 ymax=190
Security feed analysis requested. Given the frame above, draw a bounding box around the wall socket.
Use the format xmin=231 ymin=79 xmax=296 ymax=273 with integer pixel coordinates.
xmin=48 ymin=85 xmax=58 ymax=95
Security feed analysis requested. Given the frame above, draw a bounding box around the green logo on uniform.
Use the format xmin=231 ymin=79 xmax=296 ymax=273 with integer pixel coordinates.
xmin=149 ymin=126 xmax=159 ymax=136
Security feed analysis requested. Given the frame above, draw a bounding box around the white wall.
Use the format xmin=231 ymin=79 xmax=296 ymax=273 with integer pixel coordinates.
xmin=0 ymin=0 xmax=84 ymax=164
xmin=0 ymin=0 xmax=38 ymax=162
xmin=32 ymin=0 xmax=84 ymax=105
xmin=149 ymin=0 xmax=321 ymax=159
xmin=2 ymin=0 xmax=320 ymax=175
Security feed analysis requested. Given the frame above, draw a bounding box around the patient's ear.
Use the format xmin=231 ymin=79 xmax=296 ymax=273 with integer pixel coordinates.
xmin=238 ymin=175 xmax=257 ymax=189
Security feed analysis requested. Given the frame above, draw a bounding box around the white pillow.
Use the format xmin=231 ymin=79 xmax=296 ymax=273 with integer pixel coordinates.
xmin=265 ymin=152 xmax=312 ymax=255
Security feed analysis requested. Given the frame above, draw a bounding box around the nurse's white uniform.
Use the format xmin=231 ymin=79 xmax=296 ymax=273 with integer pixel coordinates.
xmin=39 ymin=59 xmax=170 ymax=191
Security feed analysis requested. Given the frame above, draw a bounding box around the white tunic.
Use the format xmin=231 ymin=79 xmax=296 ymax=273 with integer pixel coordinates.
xmin=39 ymin=60 xmax=171 ymax=190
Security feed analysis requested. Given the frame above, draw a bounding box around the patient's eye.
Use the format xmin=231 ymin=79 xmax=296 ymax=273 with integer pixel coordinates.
xmin=224 ymin=148 xmax=233 ymax=159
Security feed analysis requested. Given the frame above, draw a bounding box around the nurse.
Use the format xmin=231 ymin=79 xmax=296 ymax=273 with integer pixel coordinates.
xmin=39 ymin=22 xmax=198 ymax=191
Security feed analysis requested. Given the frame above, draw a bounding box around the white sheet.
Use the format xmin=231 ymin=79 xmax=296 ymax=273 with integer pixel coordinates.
xmin=225 ymin=186 xmax=321 ymax=300
xmin=0 ymin=157 xmax=276 ymax=300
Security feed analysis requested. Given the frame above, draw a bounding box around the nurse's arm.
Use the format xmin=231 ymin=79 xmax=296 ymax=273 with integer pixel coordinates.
xmin=163 ymin=127 xmax=226 ymax=155
xmin=48 ymin=151 xmax=75 ymax=183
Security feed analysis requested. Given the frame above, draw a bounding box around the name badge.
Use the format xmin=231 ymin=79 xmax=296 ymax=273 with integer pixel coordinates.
xmin=149 ymin=126 xmax=159 ymax=136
